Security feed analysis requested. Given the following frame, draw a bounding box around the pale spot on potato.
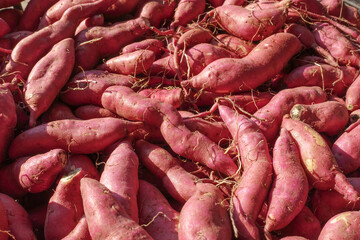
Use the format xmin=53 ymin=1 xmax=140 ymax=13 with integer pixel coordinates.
xmin=330 ymin=212 xmax=351 ymax=227
xmin=304 ymin=158 xmax=317 ymax=173
xmin=304 ymin=126 xmax=326 ymax=147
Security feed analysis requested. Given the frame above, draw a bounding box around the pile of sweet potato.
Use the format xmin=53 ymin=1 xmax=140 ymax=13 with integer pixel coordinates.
xmin=1 ymin=0 xmax=360 ymax=239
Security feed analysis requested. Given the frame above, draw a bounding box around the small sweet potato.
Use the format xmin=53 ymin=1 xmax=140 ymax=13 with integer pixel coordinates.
xmin=98 ymin=49 xmax=155 ymax=76
xmin=178 ymin=183 xmax=232 ymax=240
xmin=290 ymin=101 xmax=349 ymax=136
xmin=170 ymin=0 xmax=206 ymax=28
xmin=138 ymin=180 xmax=179 ymax=240
xmin=0 ymin=149 xmax=67 ymax=197
xmin=136 ymin=0 xmax=176 ymax=28
xmin=74 ymin=105 xmax=118 ymax=119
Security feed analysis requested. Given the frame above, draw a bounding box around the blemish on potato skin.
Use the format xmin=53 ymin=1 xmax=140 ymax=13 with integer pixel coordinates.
xmin=304 ymin=158 xmax=317 ymax=173
xmin=304 ymin=125 xmax=326 ymax=147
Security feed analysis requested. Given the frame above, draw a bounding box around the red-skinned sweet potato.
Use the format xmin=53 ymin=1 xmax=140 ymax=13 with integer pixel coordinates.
xmin=0 ymin=199 xmax=8 ymax=240
xmin=44 ymin=168 xmax=86 ymax=240
xmin=265 ymin=128 xmax=308 ymax=232
xmin=100 ymin=139 xmax=139 ymax=222
xmin=62 ymin=154 xmax=100 ymax=180
xmin=281 ymin=116 xmax=359 ymax=202
xmin=0 ymin=193 xmax=37 ymax=240
xmin=75 ymin=14 xmax=104 ymax=35
xmin=138 ymin=180 xmax=179 ymax=240
xmin=311 ymin=177 xmax=360 ymax=224
xmin=40 ymin=100 xmax=78 ymax=124
xmin=138 ymin=88 xmax=184 ymax=108
xmin=318 ymin=211 xmax=360 ymax=240
xmin=136 ymin=0 xmax=176 ymax=28
xmin=170 ymin=0 xmax=206 ymax=28
xmin=61 ymin=216 xmax=91 ymax=240
xmin=210 ymin=33 xmax=255 ymax=58
xmin=80 ymin=177 xmax=153 ymax=239
xmin=290 ymin=101 xmax=349 ymax=136
xmin=213 ymin=0 xmax=288 ymax=41
xmin=60 ymin=70 xmax=136 ymax=107
xmin=98 ymin=49 xmax=155 ymax=76
xmin=8 ymin=117 xmax=143 ymax=159
xmin=0 ymin=83 xmax=17 ymax=164
xmin=181 ymin=33 xmax=302 ymax=94
xmin=122 ymin=38 xmax=165 ymax=57
xmin=178 ymin=183 xmax=232 ymax=240
xmin=345 ymin=74 xmax=360 ymax=111
xmin=0 ymin=149 xmax=67 ymax=197
xmin=280 ymin=206 xmax=321 ymax=240
xmin=219 ymin=104 xmax=272 ymax=171
xmin=75 ymin=105 xmax=118 ymax=119
xmin=283 ymin=64 xmax=358 ymax=96
xmin=135 ymin=139 xmax=198 ymax=203
xmin=18 ymin=0 xmax=59 ymax=31
xmin=24 ymin=38 xmax=75 ymax=127
xmin=0 ymin=8 xmax=22 ymax=31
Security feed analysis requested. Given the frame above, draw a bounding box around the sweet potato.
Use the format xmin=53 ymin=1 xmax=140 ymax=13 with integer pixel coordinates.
xmin=136 ymin=0 xmax=176 ymax=28
xmin=8 ymin=117 xmax=143 ymax=159
xmin=24 ymin=38 xmax=75 ymax=127
xmin=311 ymin=22 xmax=360 ymax=68
xmin=219 ymin=104 xmax=272 ymax=171
xmin=135 ymin=139 xmax=198 ymax=203
xmin=318 ymin=211 xmax=360 ymax=240
xmin=213 ymin=0 xmax=288 ymax=41
xmin=280 ymin=206 xmax=321 ymax=240
xmin=281 ymin=116 xmax=359 ymax=202
xmin=223 ymin=0 xmax=245 ymax=5
xmin=44 ymin=168 xmax=86 ymax=240
xmin=75 ymin=17 xmax=150 ymax=71
xmin=100 ymin=139 xmax=139 ymax=222
xmin=0 ymin=193 xmax=37 ymax=240
xmin=178 ymin=183 xmax=232 ymax=240
xmin=0 ymin=83 xmax=17 ymax=164
xmin=0 ymin=149 xmax=67 ymax=197
xmin=265 ymin=128 xmax=308 ymax=232
xmin=80 ymin=177 xmax=153 ymax=239
xmin=18 ymin=0 xmax=59 ymax=31
xmin=231 ymin=159 xmax=273 ymax=239
xmin=181 ymin=33 xmax=302 ymax=94
xmin=283 ymin=63 xmax=358 ymax=96
xmin=311 ymin=177 xmax=360 ymax=224
xmin=0 ymin=8 xmax=22 ymax=31
xmin=0 ymin=0 xmax=117 ymax=82
xmin=252 ymin=86 xmax=327 ymax=143
xmin=75 ymin=14 xmax=104 ymax=35
xmin=61 ymin=216 xmax=91 ymax=240
xmin=101 ymin=85 xmax=238 ymax=176
xmin=290 ymin=101 xmax=349 ymax=136
xmin=138 ymin=180 xmax=179 ymax=240
xmin=208 ymin=0 xmax=224 ymax=7
xmin=0 ymin=18 xmax=10 ymax=38
xmin=122 ymin=38 xmax=165 ymax=57
xmin=138 ymin=88 xmax=184 ymax=108
xmin=0 ymin=199 xmax=8 ymax=240
xmin=210 ymin=33 xmax=255 ymax=58
xmin=60 ymin=70 xmax=136 ymax=107
xmin=40 ymin=100 xmax=78 ymax=123
xmin=170 ymin=0 xmax=206 ymax=28
xmin=320 ymin=0 xmax=360 ymax=26
xmin=345 ymin=74 xmax=360 ymax=111
xmin=75 ymin=105 xmax=118 ymax=119
xmin=332 ymin=122 xmax=360 ymax=174
xmin=98 ymin=49 xmax=155 ymax=76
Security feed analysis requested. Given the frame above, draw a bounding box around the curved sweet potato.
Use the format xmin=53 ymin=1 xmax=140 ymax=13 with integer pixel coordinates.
xmin=181 ymin=33 xmax=302 ymax=94
xmin=170 ymin=0 xmax=206 ymax=28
